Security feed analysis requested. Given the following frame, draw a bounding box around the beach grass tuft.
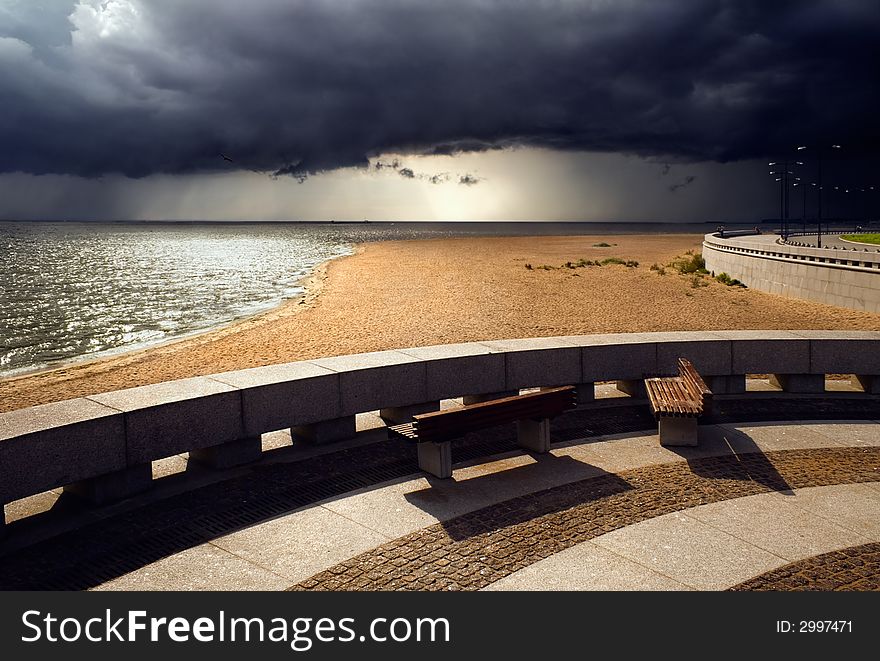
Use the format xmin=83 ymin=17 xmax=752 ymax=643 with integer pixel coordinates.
xmin=715 ymin=272 xmax=746 ymax=287
xmin=600 ymin=257 xmax=639 ymax=267
xmin=669 ymin=251 xmax=707 ymax=275
xmin=528 ymin=256 xmax=641 ymax=272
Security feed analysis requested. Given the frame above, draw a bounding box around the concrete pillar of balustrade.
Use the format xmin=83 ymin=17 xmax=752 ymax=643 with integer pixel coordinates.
xmin=540 ymin=383 xmax=594 ymax=407
xmin=852 ymin=374 xmax=880 ymax=394
xmin=63 ymin=463 xmax=153 ymax=506
xmin=706 ymin=375 xmax=746 ymax=395
xmin=615 ymin=380 xmax=647 ymax=398
xmin=379 ymin=402 xmax=441 ymax=425
xmin=769 ymin=373 xmax=826 ymax=394
xmin=291 ymin=415 xmax=357 ymax=445
xmin=462 ymin=391 xmax=518 ymax=405
xmin=189 ymin=436 xmax=263 ymax=469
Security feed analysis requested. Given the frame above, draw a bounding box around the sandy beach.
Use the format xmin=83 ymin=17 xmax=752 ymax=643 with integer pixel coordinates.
xmin=3 ymin=233 xmax=880 ymax=413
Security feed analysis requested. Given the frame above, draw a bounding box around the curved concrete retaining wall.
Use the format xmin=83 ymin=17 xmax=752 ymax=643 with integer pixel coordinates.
xmin=702 ymin=233 xmax=880 ymax=312
xmin=2 ymin=330 xmax=880 ymax=532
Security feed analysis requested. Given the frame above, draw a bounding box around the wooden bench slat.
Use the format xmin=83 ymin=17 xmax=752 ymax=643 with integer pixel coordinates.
xmin=387 ymin=422 xmax=419 ymax=441
xmin=390 ymin=386 xmax=576 ymax=444
xmin=415 ymin=387 xmax=574 ymax=420
xmin=646 ymin=365 xmax=705 ymax=419
xmin=416 ymin=398 xmax=571 ymax=430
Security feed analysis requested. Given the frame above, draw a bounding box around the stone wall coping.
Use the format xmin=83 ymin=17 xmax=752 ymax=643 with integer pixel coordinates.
xmin=87 ymin=376 xmax=238 ymax=412
xmin=3 ymin=331 xmax=880 ymax=512
xmin=0 ymin=398 xmax=122 ymax=441
xmin=704 ymin=233 xmax=880 ymax=271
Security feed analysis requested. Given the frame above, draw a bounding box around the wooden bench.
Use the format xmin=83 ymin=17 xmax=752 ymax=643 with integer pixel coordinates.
xmin=645 ymin=358 xmax=712 ymax=446
xmin=388 ymin=386 xmax=577 ymax=478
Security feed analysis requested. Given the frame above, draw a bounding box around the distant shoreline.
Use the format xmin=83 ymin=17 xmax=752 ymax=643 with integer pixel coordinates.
xmin=0 ymin=249 xmax=350 ymax=382
xmin=1 ymin=218 xmax=757 ymax=226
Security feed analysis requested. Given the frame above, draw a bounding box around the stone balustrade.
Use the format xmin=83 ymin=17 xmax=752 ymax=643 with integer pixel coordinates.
xmin=2 ymin=330 xmax=880 ymax=534
xmin=703 ymin=233 xmax=880 ymax=312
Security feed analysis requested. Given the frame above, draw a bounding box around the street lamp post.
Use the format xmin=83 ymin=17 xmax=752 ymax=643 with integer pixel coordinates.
xmin=870 ymin=186 xmax=876 ymax=224
xmin=796 ymin=144 xmax=841 ymax=248
xmin=770 ymin=162 xmax=785 ymax=239
xmin=769 ymin=160 xmax=802 ymax=240
xmin=793 ymin=178 xmax=808 ymax=234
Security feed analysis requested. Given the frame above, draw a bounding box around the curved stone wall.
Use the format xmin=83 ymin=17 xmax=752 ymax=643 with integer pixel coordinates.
xmin=702 ymin=233 xmax=880 ymax=312
xmin=2 ymin=330 xmax=880 ymax=532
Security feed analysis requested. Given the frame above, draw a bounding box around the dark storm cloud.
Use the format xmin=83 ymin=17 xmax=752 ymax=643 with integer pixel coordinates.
xmin=372 ymin=158 xmax=478 ymax=185
xmin=1 ymin=0 xmax=878 ymax=179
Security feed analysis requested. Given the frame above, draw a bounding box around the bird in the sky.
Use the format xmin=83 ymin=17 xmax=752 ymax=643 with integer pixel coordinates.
xmin=218 ymin=152 xmax=272 ymax=177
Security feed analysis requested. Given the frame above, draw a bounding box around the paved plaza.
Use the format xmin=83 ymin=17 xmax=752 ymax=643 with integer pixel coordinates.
xmin=5 ymin=413 xmax=877 ymax=592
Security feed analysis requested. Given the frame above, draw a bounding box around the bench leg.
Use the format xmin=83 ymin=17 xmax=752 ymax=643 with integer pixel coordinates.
xmin=517 ymin=418 xmax=551 ymax=453
xmin=0 ymin=506 xmax=6 ymax=539
xmin=852 ymin=375 xmax=880 ymax=394
xmin=190 ymin=436 xmax=263 ymax=469
xmin=462 ymin=391 xmax=518 ymax=405
xmin=291 ymin=415 xmax=356 ymax=445
xmin=658 ymin=417 xmax=698 ymax=447
xmin=379 ymin=401 xmax=440 ymax=425
xmin=63 ymin=463 xmax=153 ymax=506
xmin=769 ymin=373 xmax=825 ymax=393
xmin=417 ymin=441 xmax=452 ymax=479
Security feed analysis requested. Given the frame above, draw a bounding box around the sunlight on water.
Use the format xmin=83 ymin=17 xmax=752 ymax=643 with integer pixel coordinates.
xmin=0 ymin=222 xmax=359 ymax=375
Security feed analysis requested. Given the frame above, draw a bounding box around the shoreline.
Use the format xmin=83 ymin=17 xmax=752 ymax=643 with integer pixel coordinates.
xmin=3 ymin=233 xmax=879 ymax=413
xmin=0 ymin=247 xmax=356 ymax=384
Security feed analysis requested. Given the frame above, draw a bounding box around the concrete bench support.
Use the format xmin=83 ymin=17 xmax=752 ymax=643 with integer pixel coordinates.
xmin=462 ymin=391 xmax=517 ymax=405
xmin=852 ymin=375 xmax=880 ymax=394
xmin=291 ymin=415 xmax=356 ymax=445
xmin=63 ymin=463 xmax=153 ymax=505
xmin=379 ymin=402 xmax=440 ymax=425
xmin=417 ymin=441 xmax=452 ymax=479
xmin=189 ymin=436 xmax=262 ymax=469
xmin=769 ymin=373 xmax=826 ymax=393
xmin=615 ymin=380 xmax=647 ymax=398
xmin=707 ymin=375 xmax=746 ymax=395
xmin=517 ymin=418 xmax=551 ymax=453
xmin=658 ymin=417 xmax=698 ymax=447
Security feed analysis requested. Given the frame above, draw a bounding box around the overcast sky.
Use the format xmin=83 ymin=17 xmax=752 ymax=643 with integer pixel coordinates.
xmin=1 ymin=0 xmax=878 ymax=222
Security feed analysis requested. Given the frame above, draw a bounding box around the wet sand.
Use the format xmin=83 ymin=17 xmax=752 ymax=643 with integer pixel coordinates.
xmin=3 ymin=234 xmax=879 ymax=412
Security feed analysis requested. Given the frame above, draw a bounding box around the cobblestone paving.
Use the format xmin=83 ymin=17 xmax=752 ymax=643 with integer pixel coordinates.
xmin=289 ymin=447 xmax=880 ymax=591
xmin=730 ymin=543 xmax=880 ymax=591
